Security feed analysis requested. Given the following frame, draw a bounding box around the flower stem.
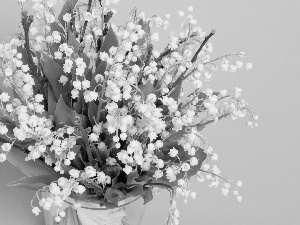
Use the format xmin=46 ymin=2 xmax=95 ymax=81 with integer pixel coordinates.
xmin=171 ymin=30 xmax=216 ymax=90
xmin=80 ymin=0 xmax=93 ymax=43
xmin=196 ymin=112 xmax=231 ymax=130
xmin=21 ymin=11 xmax=43 ymax=95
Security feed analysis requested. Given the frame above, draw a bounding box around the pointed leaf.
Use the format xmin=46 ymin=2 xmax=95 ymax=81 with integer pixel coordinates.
xmin=78 ymin=114 xmax=89 ymax=129
xmin=43 ymin=54 xmax=70 ymax=104
xmin=70 ymin=145 xmax=84 ymax=170
xmin=114 ymin=182 xmax=127 ymax=191
xmin=105 ymin=188 xmax=125 ymax=205
xmin=96 ymin=27 xmax=118 ymax=67
xmin=54 ymin=96 xmax=89 ymax=129
xmin=17 ymin=45 xmax=30 ymax=65
xmin=58 ymin=0 xmax=79 ymax=27
xmin=142 ymin=21 xmax=151 ymax=37
xmin=126 ymin=171 xmax=139 ymax=185
xmin=68 ymin=32 xmax=80 ymax=53
xmin=185 ymin=91 xmax=220 ymax=111
xmin=47 ymin=85 xmax=57 ymax=115
xmin=0 ymin=72 xmax=13 ymax=100
xmin=88 ymin=102 xmax=98 ymax=126
xmin=7 ymin=172 xmax=62 ymax=191
xmin=103 ymin=200 xmax=118 ymax=209
xmin=169 ymin=80 xmax=183 ymax=101
xmin=0 ymin=116 xmax=16 ymax=133
xmin=187 ymin=148 xmax=206 ymax=178
xmin=93 ymin=148 xmax=109 ymax=167
xmin=141 ymin=188 xmax=153 ymax=205
xmin=134 ymin=174 xmax=152 ymax=185
xmin=125 ymin=184 xmax=144 ymax=197
xmin=59 ymin=206 xmax=83 ymax=225
xmin=137 ymin=20 xmax=150 ymax=48
xmin=6 ymin=147 xmax=54 ymax=177
xmin=138 ymin=81 xmax=156 ymax=99
xmin=162 ymin=141 xmax=182 ymax=150
xmin=90 ymin=61 xmax=107 ymax=92
xmin=82 ymin=53 xmax=90 ymax=74
xmin=102 ymin=164 xmax=121 ymax=179
xmin=73 ymin=91 xmax=83 ymax=114
xmin=86 ymin=69 xmax=93 ymax=81
xmin=50 ymin=22 xmax=65 ymax=37
xmin=100 ymin=26 xmax=118 ymax=53
xmin=54 ymin=95 xmax=77 ymax=128
xmin=49 ymin=23 xmax=66 ymax=66
xmin=164 ymin=127 xmax=189 ymax=142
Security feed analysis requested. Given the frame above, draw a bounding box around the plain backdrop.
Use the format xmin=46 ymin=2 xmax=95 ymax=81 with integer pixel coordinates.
xmin=0 ymin=0 xmax=300 ymax=225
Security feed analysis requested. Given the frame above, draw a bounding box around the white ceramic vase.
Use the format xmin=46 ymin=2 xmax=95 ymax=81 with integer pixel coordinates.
xmin=44 ymin=196 xmax=146 ymax=225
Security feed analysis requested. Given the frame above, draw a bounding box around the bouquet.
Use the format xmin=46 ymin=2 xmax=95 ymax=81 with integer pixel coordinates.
xmin=0 ymin=0 xmax=258 ymax=224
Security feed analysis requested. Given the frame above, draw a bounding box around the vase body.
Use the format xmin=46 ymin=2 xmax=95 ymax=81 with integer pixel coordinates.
xmin=44 ymin=197 xmax=146 ymax=225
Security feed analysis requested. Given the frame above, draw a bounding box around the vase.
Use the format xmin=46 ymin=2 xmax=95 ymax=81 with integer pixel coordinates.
xmin=44 ymin=196 xmax=146 ymax=225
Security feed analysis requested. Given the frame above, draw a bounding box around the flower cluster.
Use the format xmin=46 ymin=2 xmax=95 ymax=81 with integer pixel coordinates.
xmin=0 ymin=0 xmax=258 ymax=223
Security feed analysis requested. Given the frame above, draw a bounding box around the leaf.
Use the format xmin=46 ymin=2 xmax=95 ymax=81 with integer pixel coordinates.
xmin=54 ymin=95 xmax=76 ymax=128
xmin=92 ymin=149 xmax=107 ymax=167
xmin=79 ymin=180 xmax=103 ymax=198
xmin=186 ymin=148 xmax=206 ymax=178
xmin=68 ymin=32 xmax=80 ymax=53
xmin=161 ymin=141 xmax=202 ymax=164
xmin=102 ymin=164 xmax=121 ymax=179
xmin=169 ymin=80 xmax=183 ymax=101
xmin=150 ymin=177 xmax=176 ymax=188
xmin=159 ymin=143 xmax=183 ymax=162
xmin=47 ymin=85 xmax=57 ymax=115
xmin=50 ymin=22 xmax=65 ymax=37
xmin=13 ymin=138 xmax=36 ymax=150
xmin=70 ymin=145 xmax=84 ymax=170
xmin=86 ymin=68 xmax=93 ymax=81
xmin=105 ymin=188 xmax=125 ymax=205
xmin=134 ymin=174 xmax=152 ymax=185
xmin=138 ymin=81 xmax=156 ymax=98
xmin=73 ymin=90 xmax=84 ymax=114
xmin=78 ymin=114 xmax=89 ymax=129
xmin=49 ymin=22 xmax=66 ymax=66
xmin=155 ymin=148 xmax=207 ymax=187
xmin=17 ymin=45 xmax=30 ymax=66
xmin=158 ymin=80 xmax=183 ymax=118
xmin=6 ymin=147 xmax=54 ymax=177
xmin=54 ymin=96 xmax=89 ymax=128
xmin=114 ymin=182 xmax=127 ymax=190
xmin=137 ymin=20 xmax=150 ymax=48
xmin=59 ymin=206 xmax=83 ymax=225
xmin=127 ymin=171 xmax=152 ymax=186
xmin=126 ymin=171 xmax=139 ymax=185
xmin=142 ymin=21 xmax=151 ymax=38
xmin=162 ymin=141 xmax=182 ymax=150
xmin=0 ymin=116 xmax=16 ymax=133
xmin=95 ymin=27 xmax=118 ymax=67
xmin=42 ymin=54 xmax=70 ymax=104
xmin=89 ymin=60 xmax=108 ymax=123
xmin=141 ymin=187 xmax=153 ymax=205
xmin=164 ymin=127 xmax=189 ymax=142
xmin=7 ymin=172 xmax=62 ymax=191
xmin=82 ymin=53 xmax=90 ymax=74
xmin=88 ymin=102 xmax=98 ymax=126
xmin=90 ymin=61 xmax=107 ymax=92
xmin=125 ymin=184 xmax=144 ymax=197
xmin=185 ymin=91 xmax=220 ymax=111
xmin=100 ymin=26 xmax=118 ymax=53
xmin=58 ymin=0 xmax=79 ymax=27
xmin=103 ymin=200 xmax=118 ymax=209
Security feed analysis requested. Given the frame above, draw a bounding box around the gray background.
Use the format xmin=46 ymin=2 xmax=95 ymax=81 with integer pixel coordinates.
xmin=0 ymin=0 xmax=299 ymax=224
